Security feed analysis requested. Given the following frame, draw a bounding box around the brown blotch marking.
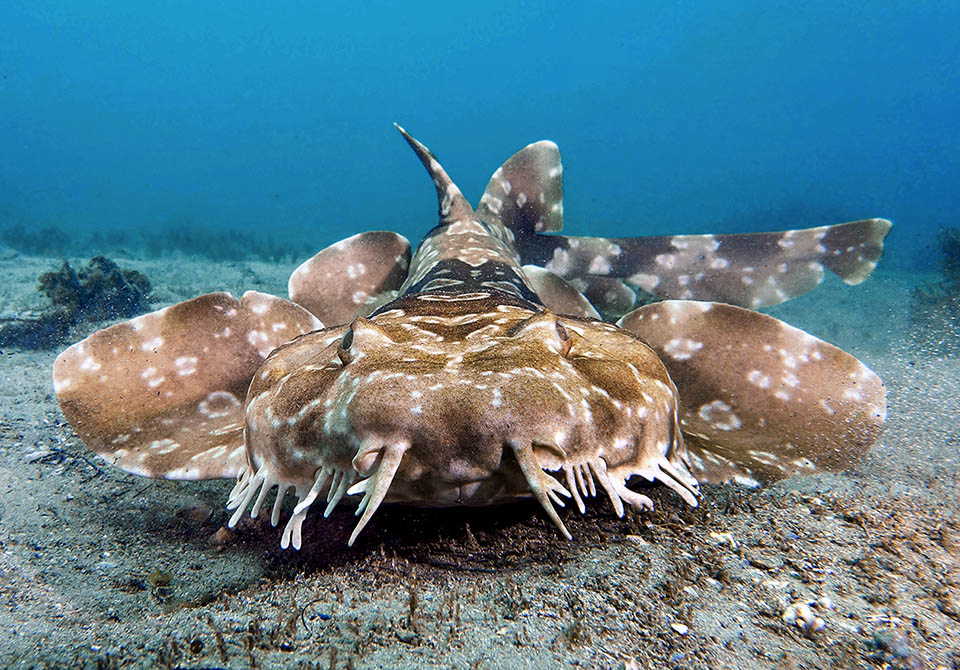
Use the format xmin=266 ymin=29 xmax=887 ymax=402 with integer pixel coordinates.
xmin=476 ymin=139 xmax=564 ymax=234
xmin=289 ymin=231 xmax=411 ymax=326
xmin=53 ymin=291 xmax=322 ymax=479
xmin=619 ymin=300 xmax=886 ymax=482
xmin=517 ymin=218 xmax=891 ymax=308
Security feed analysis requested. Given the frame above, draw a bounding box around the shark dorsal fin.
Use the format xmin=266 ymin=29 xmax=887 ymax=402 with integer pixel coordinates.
xmin=477 ymin=140 xmax=564 ymax=234
xmin=395 ymin=123 xmax=474 ymax=225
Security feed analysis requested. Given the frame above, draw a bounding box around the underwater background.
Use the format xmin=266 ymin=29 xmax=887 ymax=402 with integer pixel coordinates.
xmin=4 ymin=4 xmax=960 ymax=668
xmin=2 ymin=1 xmax=958 ymax=268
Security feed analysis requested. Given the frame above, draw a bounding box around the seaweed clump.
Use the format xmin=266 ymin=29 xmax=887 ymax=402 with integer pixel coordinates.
xmin=0 ymin=256 xmax=152 ymax=350
xmin=937 ymin=226 xmax=960 ymax=277
xmin=2 ymin=221 xmax=320 ymax=263
xmin=910 ymin=227 xmax=960 ymax=356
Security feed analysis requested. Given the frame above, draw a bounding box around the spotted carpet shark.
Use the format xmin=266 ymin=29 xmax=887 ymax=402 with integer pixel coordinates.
xmin=53 ymin=125 xmax=890 ymax=548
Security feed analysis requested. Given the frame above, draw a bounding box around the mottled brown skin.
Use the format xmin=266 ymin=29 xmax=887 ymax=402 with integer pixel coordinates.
xmin=52 ymin=125 xmax=890 ymax=549
xmin=53 ymin=291 xmax=322 ymax=479
xmin=618 ymin=300 xmax=887 ymax=483
xmin=517 ymin=219 xmax=892 ymax=316
xmin=289 ymin=231 xmax=411 ymax=325
xmin=244 ymin=294 xmax=683 ymax=509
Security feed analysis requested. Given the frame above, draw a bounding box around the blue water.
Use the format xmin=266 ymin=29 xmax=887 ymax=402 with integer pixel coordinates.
xmin=2 ymin=2 xmax=958 ymax=268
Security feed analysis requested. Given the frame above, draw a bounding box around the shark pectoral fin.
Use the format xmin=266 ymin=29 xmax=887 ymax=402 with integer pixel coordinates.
xmin=578 ymin=276 xmax=637 ymax=321
xmin=617 ymin=300 xmax=886 ymax=484
xmin=476 ymin=139 xmax=564 ymax=233
xmin=517 ymin=219 xmax=891 ymax=309
xmin=288 ymin=231 xmax=411 ymax=325
xmin=53 ymin=291 xmax=322 ymax=480
xmin=521 ymin=265 xmax=599 ymax=319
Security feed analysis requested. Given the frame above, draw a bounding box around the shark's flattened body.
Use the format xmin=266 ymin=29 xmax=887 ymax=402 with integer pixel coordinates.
xmin=53 ymin=126 xmax=889 ymax=548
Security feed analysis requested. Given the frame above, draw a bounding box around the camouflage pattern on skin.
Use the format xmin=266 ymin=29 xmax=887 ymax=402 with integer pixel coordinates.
xmin=289 ymin=231 xmax=411 ymax=326
xmin=515 ymin=219 xmax=891 ymax=312
xmin=53 ymin=292 xmax=322 ymax=479
xmin=53 ymin=126 xmax=889 ymax=549
xmin=618 ymin=301 xmax=887 ymax=485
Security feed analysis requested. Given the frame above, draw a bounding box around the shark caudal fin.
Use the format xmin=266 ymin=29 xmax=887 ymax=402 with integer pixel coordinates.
xmin=618 ymin=300 xmax=886 ymax=485
xmin=517 ymin=219 xmax=891 ymax=317
xmin=53 ymin=292 xmax=322 ymax=480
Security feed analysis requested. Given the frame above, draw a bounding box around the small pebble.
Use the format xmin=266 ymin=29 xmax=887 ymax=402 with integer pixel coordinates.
xmin=671 ymin=622 xmax=689 ymax=635
xmin=209 ymin=526 xmax=234 ymax=548
xmin=937 ymin=594 xmax=960 ymax=620
xmin=177 ymin=504 xmax=213 ymax=525
xmin=148 ymin=568 xmax=172 ymax=587
xmin=745 ymin=550 xmax=783 ymax=571
xmin=709 ymin=532 xmax=738 ymax=548
xmin=782 ymin=601 xmax=825 ymax=634
xmin=872 ymin=629 xmax=922 ymax=667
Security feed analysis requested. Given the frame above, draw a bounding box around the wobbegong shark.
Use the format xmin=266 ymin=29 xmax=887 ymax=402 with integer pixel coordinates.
xmin=53 ymin=126 xmax=889 ymax=548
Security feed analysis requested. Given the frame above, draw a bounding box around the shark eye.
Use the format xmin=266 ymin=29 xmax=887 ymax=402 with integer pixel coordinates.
xmin=338 ymin=327 xmax=354 ymax=365
xmin=555 ymin=320 xmax=575 ymax=357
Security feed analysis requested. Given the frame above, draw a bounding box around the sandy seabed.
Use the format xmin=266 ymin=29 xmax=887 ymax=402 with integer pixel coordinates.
xmin=0 ymin=248 xmax=957 ymax=669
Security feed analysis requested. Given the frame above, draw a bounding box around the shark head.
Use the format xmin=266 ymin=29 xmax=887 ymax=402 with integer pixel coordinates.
xmin=241 ymin=291 xmax=698 ymax=546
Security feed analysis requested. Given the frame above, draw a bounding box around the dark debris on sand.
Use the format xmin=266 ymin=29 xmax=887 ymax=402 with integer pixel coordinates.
xmin=6 ymin=453 xmax=958 ymax=669
xmin=0 ymin=255 xmax=151 ymax=350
